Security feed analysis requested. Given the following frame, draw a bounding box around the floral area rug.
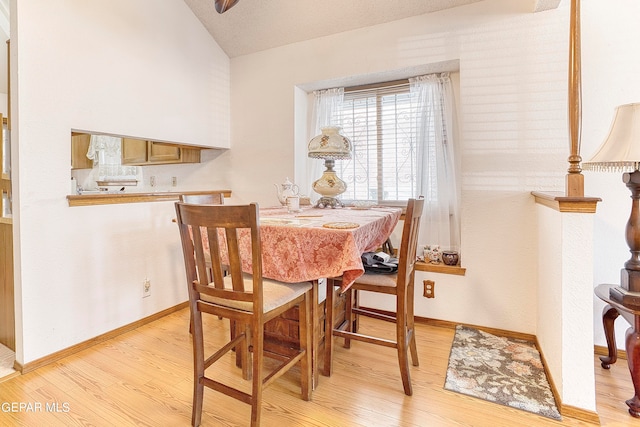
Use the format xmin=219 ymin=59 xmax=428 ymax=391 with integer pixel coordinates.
xmin=444 ymin=325 xmax=561 ymax=420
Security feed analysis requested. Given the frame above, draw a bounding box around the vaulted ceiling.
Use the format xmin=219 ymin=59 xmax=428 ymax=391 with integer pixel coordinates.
xmin=183 ymin=0 xmax=562 ymax=58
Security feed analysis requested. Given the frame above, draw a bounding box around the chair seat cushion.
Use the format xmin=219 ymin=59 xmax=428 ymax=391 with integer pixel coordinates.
xmin=353 ymin=272 xmax=398 ymax=289
xmin=202 ymin=274 xmax=312 ymax=313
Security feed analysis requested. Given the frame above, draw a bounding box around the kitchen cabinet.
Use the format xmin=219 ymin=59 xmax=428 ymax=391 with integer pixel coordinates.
xmin=122 ymin=138 xmax=200 ymax=166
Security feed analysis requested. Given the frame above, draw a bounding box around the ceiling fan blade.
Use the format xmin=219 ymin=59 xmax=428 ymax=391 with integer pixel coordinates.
xmin=215 ymin=0 xmax=239 ymax=14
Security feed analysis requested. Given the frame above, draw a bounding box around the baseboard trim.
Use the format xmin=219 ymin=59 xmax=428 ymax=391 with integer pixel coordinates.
xmin=14 ymin=302 xmax=189 ymax=375
xmin=595 ymin=344 xmax=626 ymax=360
xmin=0 ymin=370 xmax=20 ymax=384
xmin=363 ymin=306 xmax=537 ymax=342
xmin=560 ymin=404 xmax=601 ymax=425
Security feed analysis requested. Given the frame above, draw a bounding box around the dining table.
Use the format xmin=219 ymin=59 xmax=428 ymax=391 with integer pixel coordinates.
xmin=255 ymin=205 xmax=402 ymax=289
xmin=221 ymin=204 xmax=402 ymax=387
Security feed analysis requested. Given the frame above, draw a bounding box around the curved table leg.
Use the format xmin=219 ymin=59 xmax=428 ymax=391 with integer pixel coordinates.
xmin=626 ymin=320 xmax=640 ymax=418
xmin=601 ymin=304 xmax=620 ymax=369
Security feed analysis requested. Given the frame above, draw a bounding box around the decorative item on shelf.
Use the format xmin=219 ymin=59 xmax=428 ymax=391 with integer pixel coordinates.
xmin=308 ymin=126 xmax=352 ymax=208
xmin=441 ymin=250 xmax=460 ymax=266
xmin=274 ymin=177 xmax=299 ymax=206
xmin=424 ymin=244 xmax=441 ymax=264
xmin=584 ymin=103 xmax=640 ymax=307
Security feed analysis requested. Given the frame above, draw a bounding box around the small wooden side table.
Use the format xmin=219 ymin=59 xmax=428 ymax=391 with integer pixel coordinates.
xmin=595 ymin=283 xmax=640 ymax=417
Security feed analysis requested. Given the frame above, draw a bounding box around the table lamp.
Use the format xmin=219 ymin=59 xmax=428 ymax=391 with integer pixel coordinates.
xmin=584 ymin=103 xmax=640 ymax=307
xmin=308 ymin=126 xmax=352 ymax=208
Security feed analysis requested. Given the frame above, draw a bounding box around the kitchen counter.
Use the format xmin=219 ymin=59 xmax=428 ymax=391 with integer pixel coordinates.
xmin=67 ymin=190 xmax=232 ymax=207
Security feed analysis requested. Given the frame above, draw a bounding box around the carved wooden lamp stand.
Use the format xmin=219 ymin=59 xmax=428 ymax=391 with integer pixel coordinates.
xmin=584 ymin=104 xmax=640 ymax=306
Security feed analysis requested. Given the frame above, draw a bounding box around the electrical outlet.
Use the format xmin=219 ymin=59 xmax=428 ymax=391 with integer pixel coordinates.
xmin=423 ymin=280 xmax=435 ymax=298
xmin=143 ymin=278 xmax=151 ymax=298
xmin=171 ymin=176 xmax=177 ymax=187
xmin=150 ymin=176 xmax=156 ymax=187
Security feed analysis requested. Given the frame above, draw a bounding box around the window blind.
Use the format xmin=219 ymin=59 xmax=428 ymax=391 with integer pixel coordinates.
xmin=333 ymin=80 xmax=418 ymax=202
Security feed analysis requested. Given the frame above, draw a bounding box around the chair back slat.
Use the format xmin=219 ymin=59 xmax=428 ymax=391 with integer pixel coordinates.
xmin=206 ymin=225 xmax=226 ymax=285
xmin=224 ymin=227 xmax=246 ymax=292
xmin=190 ymin=225 xmax=211 ymax=287
xmin=397 ymin=198 xmax=425 ymax=292
xmin=175 ymin=202 xmax=264 ymax=308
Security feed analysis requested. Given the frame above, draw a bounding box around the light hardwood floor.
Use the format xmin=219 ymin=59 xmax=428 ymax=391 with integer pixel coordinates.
xmin=0 ymin=343 xmax=16 ymax=378
xmin=0 ymin=307 xmax=637 ymax=426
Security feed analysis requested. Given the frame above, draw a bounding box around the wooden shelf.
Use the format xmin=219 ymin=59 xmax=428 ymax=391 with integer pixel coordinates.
xmin=415 ymin=261 xmax=466 ymax=276
xmin=531 ymin=191 xmax=601 ymax=213
xmin=67 ymin=190 xmax=232 ymax=207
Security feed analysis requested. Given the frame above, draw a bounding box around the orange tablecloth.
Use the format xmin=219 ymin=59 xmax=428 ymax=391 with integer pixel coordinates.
xmin=218 ymin=206 xmax=401 ymax=291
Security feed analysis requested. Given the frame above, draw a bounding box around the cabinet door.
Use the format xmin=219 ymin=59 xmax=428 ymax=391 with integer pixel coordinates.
xmin=71 ymin=133 xmax=93 ymax=169
xmin=148 ymin=142 xmax=181 ymax=163
xmin=122 ymin=138 xmax=148 ymax=165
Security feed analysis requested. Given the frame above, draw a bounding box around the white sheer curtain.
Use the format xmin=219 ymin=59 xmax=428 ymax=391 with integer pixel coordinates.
xmin=86 ymin=135 xmax=139 ymax=188
xmin=304 ymin=87 xmax=344 ymax=200
xmin=410 ymin=73 xmax=460 ymax=252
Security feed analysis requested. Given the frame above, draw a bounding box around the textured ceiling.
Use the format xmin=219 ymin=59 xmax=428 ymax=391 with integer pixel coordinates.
xmin=183 ymin=0 xmax=488 ymax=58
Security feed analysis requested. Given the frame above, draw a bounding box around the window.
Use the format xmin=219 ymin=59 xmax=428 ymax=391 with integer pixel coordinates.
xmin=310 ymin=73 xmax=460 ymax=252
xmin=335 ymin=81 xmax=417 ymax=203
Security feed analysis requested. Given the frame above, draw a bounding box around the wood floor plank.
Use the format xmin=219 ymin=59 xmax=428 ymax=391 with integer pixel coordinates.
xmin=1 ymin=307 xmax=640 ymax=426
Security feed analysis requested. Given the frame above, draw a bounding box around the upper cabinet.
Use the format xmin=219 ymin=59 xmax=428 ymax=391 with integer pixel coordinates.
xmin=121 ymin=139 xmax=201 ymax=165
xmin=71 ymin=132 xmax=203 ymax=169
xmin=121 ymin=137 xmax=147 ymax=164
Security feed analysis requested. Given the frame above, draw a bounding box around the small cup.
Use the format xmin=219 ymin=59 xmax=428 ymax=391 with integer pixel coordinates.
xmin=287 ymin=196 xmax=300 ymax=213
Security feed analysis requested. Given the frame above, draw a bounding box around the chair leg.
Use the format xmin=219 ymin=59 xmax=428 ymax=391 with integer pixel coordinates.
xmin=312 ymin=283 xmax=320 ymax=389
xmin=351 ymin=289 xmax=358 ymax=338
xmin=323 ymin=278 xmax=335 ymax=377
xmin=407 ymin=280 xmax=419 ymax=367
xmin=250 ymin=322 xmax=264 ymax=427
xmin=240 ymin=322 xmax=252 ymax=380
xmin=344 ymin=288 xmax=354 ymax=349
xmin=396 ymin=296 xmax=413 ymax=396
xmin=299 ymin=291 xmax=312 ymax=400
xmin=191 ymin=311 xmax=205 ymax=427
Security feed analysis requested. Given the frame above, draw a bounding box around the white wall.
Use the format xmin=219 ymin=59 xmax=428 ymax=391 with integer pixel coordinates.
xmin=11 ymin=0 xmax=230 ymax=364
xmin=536 ymin=207 xmax=596 ymax=409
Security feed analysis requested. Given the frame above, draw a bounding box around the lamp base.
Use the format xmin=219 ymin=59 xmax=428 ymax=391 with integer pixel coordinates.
xmin=610 ymin=286 xmax=640 ymax=310
xmin=622 ymin=268 xmax=640 ymax=293
xmin=314 ymin=196 xmax=344 ymax=209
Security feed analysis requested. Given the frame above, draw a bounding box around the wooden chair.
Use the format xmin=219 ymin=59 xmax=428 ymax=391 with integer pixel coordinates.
xmin=323 ymin=198 xmax=424 ymax=396
xmin=175 ymin=202 xmax=313 ymax=426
